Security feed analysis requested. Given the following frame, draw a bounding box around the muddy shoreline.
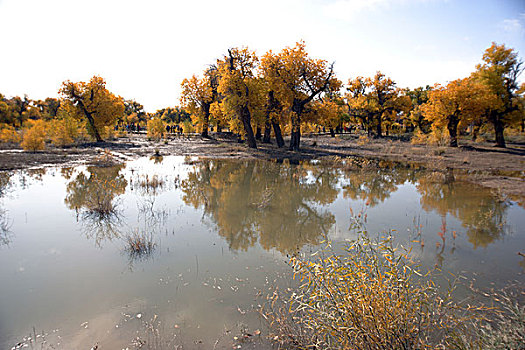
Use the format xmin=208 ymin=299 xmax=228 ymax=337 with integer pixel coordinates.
xmin=1 ymin=133 xmax=524 ymax=199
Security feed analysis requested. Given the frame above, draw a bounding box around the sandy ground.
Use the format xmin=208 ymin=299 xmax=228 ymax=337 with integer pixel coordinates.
xmin=1 ymin=132 xmax=524 ymax=198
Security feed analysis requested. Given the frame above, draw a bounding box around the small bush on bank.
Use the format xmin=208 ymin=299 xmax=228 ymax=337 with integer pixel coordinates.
xmin=0 ymin=124 xmax=21 ymax=143
xmin=48 ymin=117 xmax=80 ymax=147
xmin=411 ymin=127 xmax=451 ymax=146
xmin=260 ymin=206 xmax=507 ymax=350
xmin=264 ymin=236 xmax=479 ymax=349
xmin=182 ymin=120 xmax=195 ymax=134
xmin=21 ymin=120 xmax=47 ymax=151
xmin=357 ymin=134 xmax=370 ymax=145
xmin=262 ymin=211 xmax=525 ymax=350
xmin=147 ymin=118 xmax=166 ymax=141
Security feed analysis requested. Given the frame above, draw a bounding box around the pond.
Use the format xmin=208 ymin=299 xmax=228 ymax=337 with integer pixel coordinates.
xmin=0 ymin=156 xmax=524 ymax=349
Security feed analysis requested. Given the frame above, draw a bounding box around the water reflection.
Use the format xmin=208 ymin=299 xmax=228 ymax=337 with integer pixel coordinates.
xmin=150 ymin=154 xmax=164 ymax=164
xmin=341 ymin=161 xmax=420 ymax=206
xmin=0 ymin=208 xmax=11 ymax=246
xmin=181 ymin=160 xmax=337 ymax=253
xmin=64 ymin=164 xmax=128 ymax=246
xmin=0 ymin=172 xmax=11 ymax=197
xmin=26 ymin=168 xmax=47 ymax=181
xmin=180 ymin=159 xmax=516 ymax=253
xmin=1 ymin=156 xmax=523 ymax=349
xmin=0 ymin=172 xmax=12 ymax=246
xmin=55 ymin=157 xmax=518 ymax=254
xmin=417 ymin=173 xmax=509 ymax=249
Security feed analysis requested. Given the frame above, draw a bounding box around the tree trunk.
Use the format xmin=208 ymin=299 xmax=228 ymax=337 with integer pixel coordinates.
xmin=366 ymin=113 xmax=373 ymax=137
xmin=447 ymin=115 xmax=459 ymax=147
xmin=201 ymin=103 xmax=210 ymax=138
xmin=289 ymin=113 xmax=301 ymax=151
xmin=329 ymin=128 xmax=335 ymax=137
xmin=493 ymin=117 xmax=506 ymax=148
xmin=255 ymin=126 xmax=262 ymax=140
xmin=272 ymin=121 xmax=284 ymax=148
xmin=263 ymin=116 xmax=272 ymax=143
xmin=472 ymin=125 xmax=480 ymax=141
xmin=77 ymin=100 xmax=103 ymax=142
xmin=290 ymin=127 xmax=300 ymax=151
xmin=241 ymin=106 xmax=257 ymax=149
xmin=375 ymin=114 xmax=382 ymax=138
xmin=263 ymin=90 xmax=279 ymax=144
xmin=86 ymin=114 xmax=103 ymax=142
xmin=290 ymin=101 xmax=303 ymax=151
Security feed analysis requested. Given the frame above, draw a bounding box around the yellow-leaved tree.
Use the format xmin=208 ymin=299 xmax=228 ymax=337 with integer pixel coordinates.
xmin=261 ymin=42 xmax=341 ymax=150
xmin=217 ymin=47 xmax=262 ymax=148
xmin=180 ymin=66 xmax=218 ymax=138
xmin=345 ymin=77 xmax=373 ymax=134
xmin=421 ymin=78 xmax=488 ymax=147
xmin=474 ymin=42 xmax=524 ymax=148
xmin=405 ymin=86 xmax=432 ymax=134
xmin=59 ymin=76 xmax=124 ymax=142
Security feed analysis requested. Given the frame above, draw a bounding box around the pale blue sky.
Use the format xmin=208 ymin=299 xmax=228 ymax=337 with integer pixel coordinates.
xmin=0 ymin=0 xmax=523 ymax=111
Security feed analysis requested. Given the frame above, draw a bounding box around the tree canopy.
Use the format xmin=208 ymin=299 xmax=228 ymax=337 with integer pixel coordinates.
xmin=60 ymin=76 xmax=125 ymax=142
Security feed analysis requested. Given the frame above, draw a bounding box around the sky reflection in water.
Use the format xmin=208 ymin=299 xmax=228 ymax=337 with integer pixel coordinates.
xmin=0 ymin=156 xmax=523 ymax=349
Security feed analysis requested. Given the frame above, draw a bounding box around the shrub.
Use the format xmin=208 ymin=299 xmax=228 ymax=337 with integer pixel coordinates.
xmin=48 ymin=117 xmax=79 ymax=147
xmin=116 ymin=128 xmax=128 ymax=138
xmin=263 ymin=220 xmax=485 ymax=349
xmin=182 ymin=120 xmax=195 ymax=134
xmin=147 ymin=118 xmax=165 ymax=141
xmin=76 ymin=120 xmax=92 ymax=142
xmin=0 ymin=125 xmax=21 ymax=143
xmin=21 ymin=120 xmax=47 ymax=151
xmin=357 ymin=134 xmax=370 ymax=145
xmin=410 ymin=128 xmax=429 ymax=145
xmin=411 ymin=127 xmax=450 ymax=146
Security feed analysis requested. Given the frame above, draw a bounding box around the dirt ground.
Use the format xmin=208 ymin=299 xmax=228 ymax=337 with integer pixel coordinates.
xmin=1 ymin=132 xmax=524 ymax=199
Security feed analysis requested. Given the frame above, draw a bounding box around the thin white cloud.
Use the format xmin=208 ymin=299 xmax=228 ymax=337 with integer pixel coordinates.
xmin=323 ymin=0 xmax=390 ymax=19
xmin=501 ymin=18 xmax=523 ymax=34
xmin=322 ymin=0 xmax=443 ymax=20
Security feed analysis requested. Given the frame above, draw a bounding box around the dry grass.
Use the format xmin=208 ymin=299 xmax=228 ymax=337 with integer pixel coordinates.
xmin=124 ymin=228 xmax=156 ymax=262
xmin=138 ymin=174 xmax=166 ymax=194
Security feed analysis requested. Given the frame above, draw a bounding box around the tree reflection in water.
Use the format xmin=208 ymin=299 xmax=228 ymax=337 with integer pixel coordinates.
xmin=0 ymin=172 xmax=12 ymax=246
xmin=181 ymin=159 xmax=338 ymax=253
xmin=64 ymin=164 xmax=128 ymax=246
xmin=181 ymin=158 xmax=514 ymax=254
xmin=418 ymin=172 xmax=510 ymax=249
xmin=0 ymin=208 xmax=11 ymax=246
xmin=340 ymin=160 xmax=421 ymax=207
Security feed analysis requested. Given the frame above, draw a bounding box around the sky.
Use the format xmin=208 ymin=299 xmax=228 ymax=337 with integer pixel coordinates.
xmin=0 ymin=0 xmax=523 ymax=112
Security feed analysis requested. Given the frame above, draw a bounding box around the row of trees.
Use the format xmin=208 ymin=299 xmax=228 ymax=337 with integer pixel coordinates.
xmin=0 ymin=77 xmax=192 ymax=148
xmin=181 ymin=42 xmax=524 ymax=149
xmin=181 ymin=42 xmax=340 ymax=150
xmin=1 ymin=42 xmax=523 ymax=150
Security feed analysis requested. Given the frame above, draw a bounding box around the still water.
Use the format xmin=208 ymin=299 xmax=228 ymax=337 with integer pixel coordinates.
xmin=0 ymin=157 xmax=523 ymax=349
